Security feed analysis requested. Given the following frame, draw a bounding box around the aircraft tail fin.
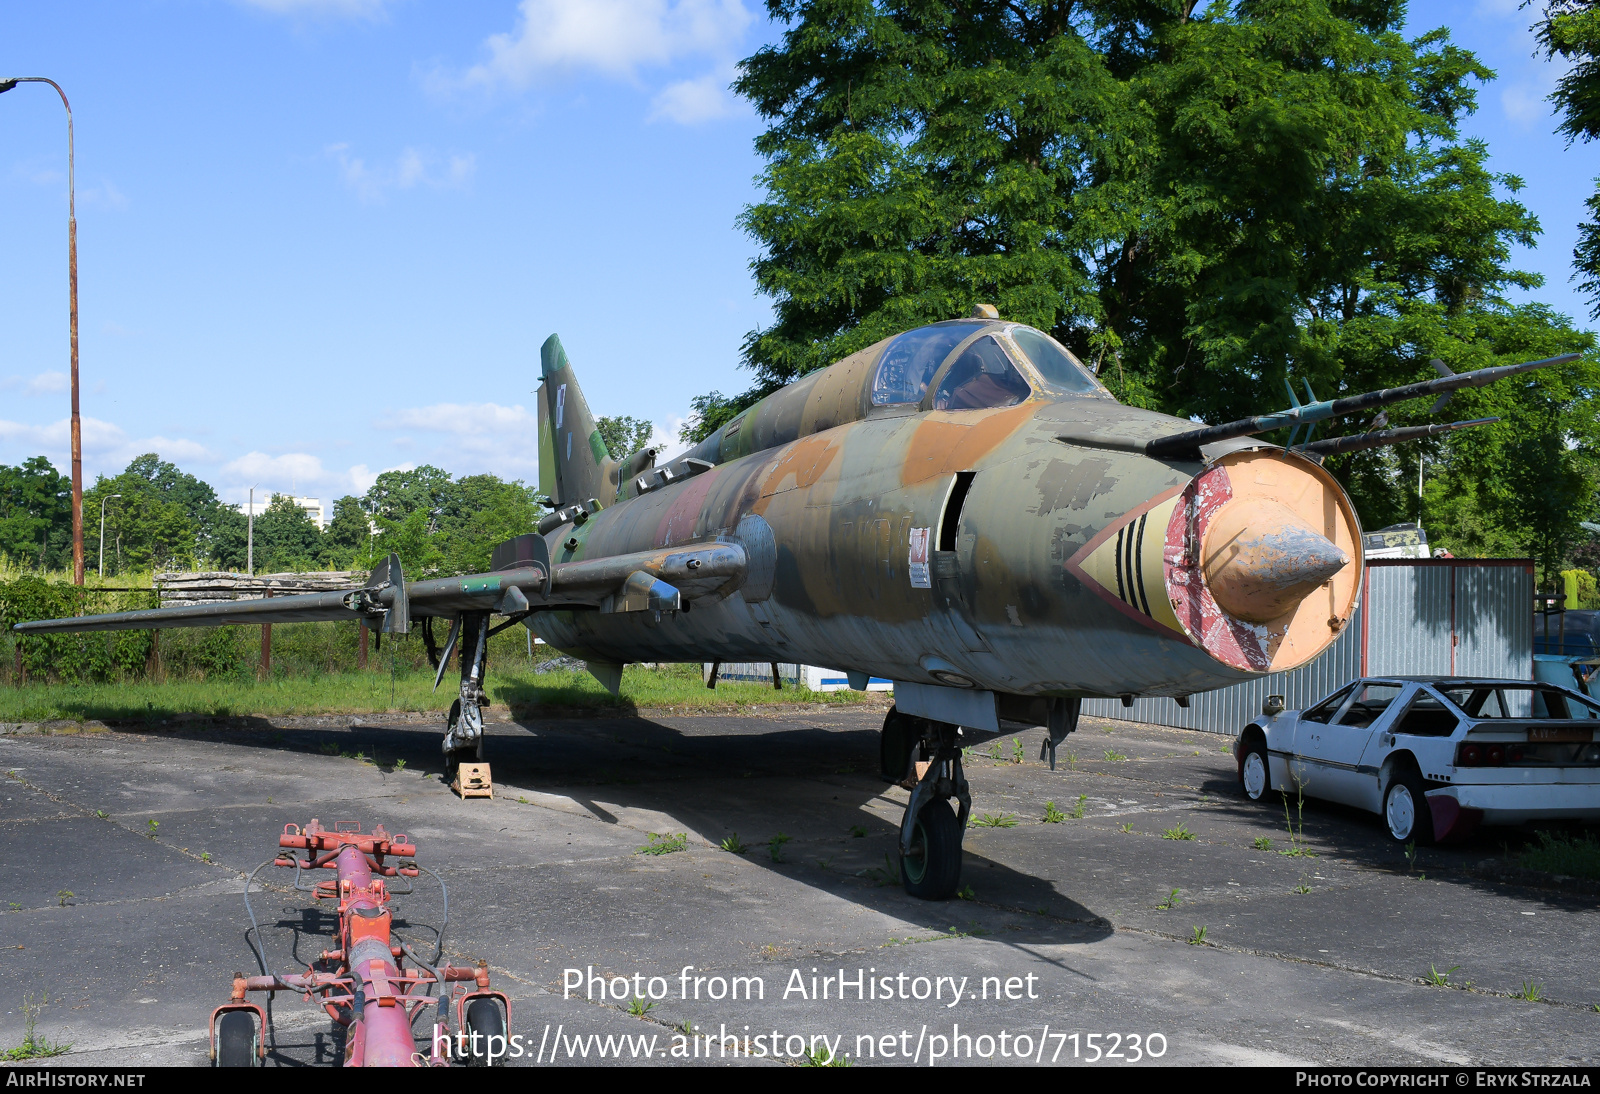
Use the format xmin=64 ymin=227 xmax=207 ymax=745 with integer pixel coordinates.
xmin=538 ymin=334 xmax=616 ymax=508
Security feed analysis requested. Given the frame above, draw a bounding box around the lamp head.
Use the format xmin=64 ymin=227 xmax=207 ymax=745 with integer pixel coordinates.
xmin=0 ymin=79 xmax=17 ymax=95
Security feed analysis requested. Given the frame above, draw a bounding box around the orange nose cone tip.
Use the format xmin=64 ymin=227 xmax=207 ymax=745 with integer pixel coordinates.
xmin=1206 ymin=523 xmax=1350 ymax=624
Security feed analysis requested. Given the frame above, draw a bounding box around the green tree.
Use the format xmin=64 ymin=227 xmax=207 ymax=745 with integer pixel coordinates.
xmin=250 ymin=495 xmax=324 ymax=573
xmin=1534 ymin=0 xmax=1600 ymax=317
xmin=723 ymin=0 xmax=1599 ymax=562
xmin=595 ymin=415 xmax=656 ymax=460
xmin=0 ymin=458 xmax=71 ymax=570
xmin=321 ymin=495 xmax=371 ymax=568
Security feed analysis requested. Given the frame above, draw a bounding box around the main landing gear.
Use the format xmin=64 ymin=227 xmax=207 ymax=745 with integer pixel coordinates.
xmin=432 ymin=611 xmax=491 ymax=774
xmin=880 ymin=708 xmax=971 ymax=900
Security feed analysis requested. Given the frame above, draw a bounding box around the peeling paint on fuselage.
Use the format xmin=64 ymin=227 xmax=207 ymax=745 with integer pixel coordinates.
xmin=531 ymin=391 xmax=1262 ymax=699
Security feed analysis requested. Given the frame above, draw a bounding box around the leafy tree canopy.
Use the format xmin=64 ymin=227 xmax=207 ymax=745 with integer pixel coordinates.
xmin=596 ymin=415 xmax=657 ymax=460
xmin=0 ymin=458 xmax=71 ymax=570
xmin=1534 ymin=0 xmax=1600 ymax=318
xmin=707 ymin=0 xmax=1600 ymax=576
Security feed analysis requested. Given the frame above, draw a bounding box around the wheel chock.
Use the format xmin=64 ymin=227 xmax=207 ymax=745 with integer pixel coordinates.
xmin=452 ymin=763 xmax=493 ymax=799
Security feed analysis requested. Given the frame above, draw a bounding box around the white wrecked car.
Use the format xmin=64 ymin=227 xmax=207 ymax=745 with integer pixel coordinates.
xmin=1235 ymin=678 xmax=1600 ymax=843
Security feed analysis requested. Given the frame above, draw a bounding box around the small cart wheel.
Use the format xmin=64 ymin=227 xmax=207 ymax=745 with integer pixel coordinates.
xmin=214 ymin=1011 xmax=258 ymax=1068
xmin=465 ymin=998 xmax=507 ymax=1067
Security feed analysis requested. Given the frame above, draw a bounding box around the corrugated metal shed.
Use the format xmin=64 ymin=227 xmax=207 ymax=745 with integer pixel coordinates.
xmin=1082 ymin=559 xmax=1533 ymax=734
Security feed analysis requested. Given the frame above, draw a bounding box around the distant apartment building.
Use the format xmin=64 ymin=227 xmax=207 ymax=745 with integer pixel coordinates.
xmin=241 ymin=495 xmax=325 ymax=529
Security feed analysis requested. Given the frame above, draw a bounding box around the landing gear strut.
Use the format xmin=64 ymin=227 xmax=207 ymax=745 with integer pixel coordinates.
xmin=884 ymin=709 xmax=970 ymax=900
xmin=442 ymin=611 xmax=490 ymax=772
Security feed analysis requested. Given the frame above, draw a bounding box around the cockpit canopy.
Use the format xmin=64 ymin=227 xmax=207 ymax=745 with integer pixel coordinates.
xmin=870 ymin=320 xmax=1104 ymax=410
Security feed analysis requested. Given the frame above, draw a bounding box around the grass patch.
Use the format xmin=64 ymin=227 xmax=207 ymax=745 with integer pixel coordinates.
xmin=635 ymin=832 xmax=688 ymax=856
xmin=0 ymin=661 xmax=878 ymax=722
xmin=1519 ymin=830 xmax=1600 ymax=881
xmin=3 ymin=993 xmax=70 ymax=1061
xmin=1162 ymin=822 xmax=1195 ymax=841
xmin=1252 ymin=836 xmax=1273 ymax=851
xmin=969 ymin=812 xmax=1018 ymax=829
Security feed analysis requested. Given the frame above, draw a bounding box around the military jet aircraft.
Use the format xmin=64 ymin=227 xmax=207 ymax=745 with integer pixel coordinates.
xmin=15 ymin=307 xmax=1573 ymax=899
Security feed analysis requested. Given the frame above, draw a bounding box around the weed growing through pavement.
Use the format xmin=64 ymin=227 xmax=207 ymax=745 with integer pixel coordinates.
xmin=1070 ymin=795 xmax=1088 ymax=819
xmin=987 ymin=741 xmax=1004 ymax=760
xmin=200 ymin=853 xmax=212 ymax=863
xmin=1516 ymin=981 xmax=1544 ymax=1002
xmin=1119 ymin=823 xmax=1135 ymax=834
xmin=1103 ymin=749 xmax=1127 ymax=762
xmin=636 ymin=832 xmax=688 ymax=856
xmin=1425 ymin=964 xmax=1463 ymax=987
xmin=1065 ymin=750 xmax=1079 ymax=772
xmin=3 ymin=993 xmax=70 ymax=1061
xmin=970 ymin=813 xmax=1018 ymax=829
xmin=94 ymin=810 xmax=108 ymax=819
xmin=6 ymin=903 xmax=20 ymax=911
xmin=627 ymin=996 xmax=655 ymax=1017
xmin=1404 ymin=841 xmax=1419 ymax=873
xmin=1043 ymin=801 xmax=1066 ymax=824
xmin=1011 ymin=738 xmax=1025 ymax=764
xmin=1162 ymin=823 xmax=1196 ymax=841
xmin=1157 ymin=888 xmax=1182 ymax=910
xmin=1188 ymin=926 xmax=1208 ymax=945
xmin=145 ymin=819 xmax=158 ymax=836
xmin=55 ymin=891 xmax=71 ymax=907
xmin=319 ymin=743 xmax=339 ymax=756
xmin=1253 ymin=837 xmax=1273 ymax=850
xmin=815 ymin=858 xmax=832 ymax=871
xmin=858 ymin=852 xmax=899 ymax=885
xmin=848 ymin=825 xmax=867 ymax=838
xmin=394 ymin=758 xmax=406 ymax=770
xmin=802 ymin=1043 xmax=850 ymax=1067
xmin=720 ymin=833 xmax=747 ymax=854
xmin=1277 ymin=783 xmax=1316 ymax=857
xmin=1519 ymin=830 xmax=1600 ymax=880
xmin=768 ymin=833 xmax=792 ymax=862
xmin=957 ymin=885 xmax=976 ymax=900
xmin=1293 ymin=884 xmax=1311 ymax=894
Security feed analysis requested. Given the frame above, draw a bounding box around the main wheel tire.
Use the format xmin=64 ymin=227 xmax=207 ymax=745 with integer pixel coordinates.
xmin=880 ymin=708 xmax=920 ymax=784
xmin=1383 ymin=764 xmax=1435 ymax=845
xmin=214 ymin=1011 xmax=258 ymax=1068
xmin=1238 ymin=736 xmax=1271 ymax=802
xmin=900 ymin=799 xmax=962 ymax=900
xmin=464 ymin=998 xmax=506 ymax=1067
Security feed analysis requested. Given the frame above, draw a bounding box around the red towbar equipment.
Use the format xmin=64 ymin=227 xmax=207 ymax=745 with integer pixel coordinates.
xmin=210 ymin=818 xmax=509 ymax=1067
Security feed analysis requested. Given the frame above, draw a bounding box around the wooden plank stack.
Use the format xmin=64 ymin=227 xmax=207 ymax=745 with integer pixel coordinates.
xmin=152 ymin=571 xmax=365 ymax=608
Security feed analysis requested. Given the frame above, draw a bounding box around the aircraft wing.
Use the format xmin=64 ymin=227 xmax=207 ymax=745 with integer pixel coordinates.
xmin=11 ymin=540 xmax=749 ymax=636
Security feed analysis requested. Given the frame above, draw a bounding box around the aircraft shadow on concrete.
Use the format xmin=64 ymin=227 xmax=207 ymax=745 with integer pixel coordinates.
xmin=136 ymin=708 xmax=1112 ymax=947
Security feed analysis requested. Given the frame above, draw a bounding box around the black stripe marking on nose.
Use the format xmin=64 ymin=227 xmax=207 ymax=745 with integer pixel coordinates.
xmin=1134 ymin=512 xmax=1151 ymax=616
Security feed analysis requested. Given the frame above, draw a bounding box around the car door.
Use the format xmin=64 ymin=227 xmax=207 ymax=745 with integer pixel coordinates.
xmin=1296 ymin=682 xmax=1404 ymax=807
xmin=1287 ymin=684 xmax=1354 ymax=796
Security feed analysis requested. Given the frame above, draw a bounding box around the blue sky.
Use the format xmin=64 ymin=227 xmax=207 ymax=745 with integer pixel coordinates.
xmin=0 ymin=0 xmax=1592 ymax=516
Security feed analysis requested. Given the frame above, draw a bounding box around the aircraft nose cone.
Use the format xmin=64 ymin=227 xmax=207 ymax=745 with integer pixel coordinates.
xmin=1201 ymin=498 xmax=1350 ymax=623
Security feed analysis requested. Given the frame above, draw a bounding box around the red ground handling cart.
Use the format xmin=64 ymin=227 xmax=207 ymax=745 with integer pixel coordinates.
xmin=210 ymin=819 xmax=509 ymax=1067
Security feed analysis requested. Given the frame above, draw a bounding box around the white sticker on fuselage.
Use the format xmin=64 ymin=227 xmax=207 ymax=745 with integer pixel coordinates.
xmin=909 ymin=526 xmax=932 ymax=589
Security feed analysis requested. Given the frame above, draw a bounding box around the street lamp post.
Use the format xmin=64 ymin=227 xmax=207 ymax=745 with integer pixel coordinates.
xmin=248 ymin=485 xmax=257 ymax=576
xmin=0 ymin=76 xmax=84 ymax=585
xmin=98 ymin=493 xmax=120 ymax=578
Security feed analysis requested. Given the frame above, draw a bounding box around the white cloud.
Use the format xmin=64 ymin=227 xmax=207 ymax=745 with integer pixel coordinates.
xmin=327 ymin=144 xmax=476 ymax=203
xmin=81 ymin=179 xmax=128 ymax=211
xmin=0 ymin=415 xmax=211 ymax=471
xmin=449 ymin=0 xmax=752 ymax=90
xmin=235 ymin=0 xmax=396 ymax=17
xmin=0 ymin=371 xmax=70 ymax=396
xmin=379 ymin=402 xmax=540 ymax=477
xmin=348 ymin=462 xmax=413 ymax=495
xmin=648 ymin=70 xmax=740 ymax=124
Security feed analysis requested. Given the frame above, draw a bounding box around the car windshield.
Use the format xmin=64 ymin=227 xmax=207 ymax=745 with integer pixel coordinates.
xmin=1301 ymin=685 xmax=1353 ymax=724
xmin=1008 ymin=327 xmax=1102 ymax=396
xmin=872 ymin=322 xmax=988 ymax=406
xmin=931 ymin=336 xmax=1033 ymax=410
xmin=1440 ymin=685 xmax=1600 ymax=720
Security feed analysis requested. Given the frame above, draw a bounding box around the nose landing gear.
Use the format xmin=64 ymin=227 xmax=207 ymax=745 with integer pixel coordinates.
xmin=887 ymin=712 xmax=970 ymax=900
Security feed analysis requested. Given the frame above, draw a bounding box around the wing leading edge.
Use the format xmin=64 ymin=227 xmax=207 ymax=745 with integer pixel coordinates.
xmin=12 ymin=541 xmax=749 ymax=636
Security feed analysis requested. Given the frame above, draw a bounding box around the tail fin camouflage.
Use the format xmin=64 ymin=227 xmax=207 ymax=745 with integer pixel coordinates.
xmin=537 ymin=333 xmax=615 ymax=508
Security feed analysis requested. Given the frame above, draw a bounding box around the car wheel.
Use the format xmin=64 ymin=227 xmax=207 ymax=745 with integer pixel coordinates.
xmin=1382 ymin=764 xmax=1435 ymax=845
xmin=1238 ymin=737 xmax=1271 ymax=801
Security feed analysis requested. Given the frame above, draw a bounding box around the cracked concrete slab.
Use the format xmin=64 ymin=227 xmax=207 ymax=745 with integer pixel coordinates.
xmin=0 ymin=709 xmax=1594 ymax=1067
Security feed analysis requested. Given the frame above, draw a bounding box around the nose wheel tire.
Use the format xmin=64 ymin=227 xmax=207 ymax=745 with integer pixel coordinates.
xmin=900 ymin=799 xmax=963 ymax=900
xmin=213 ymin=1011 xmax=259 ymax=1068
xmin=1239 ymin=739 xmax=1270 ymax=802
xmin=1383 ymin=765 xmax=1435 ymax=845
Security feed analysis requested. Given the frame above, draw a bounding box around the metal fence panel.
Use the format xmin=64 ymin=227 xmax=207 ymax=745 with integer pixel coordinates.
xmin=1366 ymin=563 xmax=1453 ymax=675
xmin=1083 ymin=560 xmax=1530 ymax=735
xmin=1454 ymin=564 xmax=1533 ymax=679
